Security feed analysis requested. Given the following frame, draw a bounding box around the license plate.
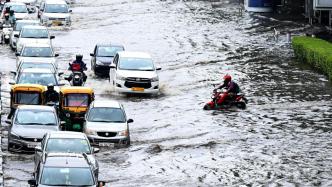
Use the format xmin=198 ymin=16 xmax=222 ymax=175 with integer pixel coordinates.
xmin=52 ymin=21 xmax=62 ymax=26
xmin=131 ymin=87 xmax=144 ymax=91
xmin=27 ymin=144 xmax=37 ymax=148
xmin=99 ymin=143 xmax=114 ymax=147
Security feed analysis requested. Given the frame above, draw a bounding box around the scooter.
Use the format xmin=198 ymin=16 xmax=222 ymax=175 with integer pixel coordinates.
xmin=65 ymin=63 xmax=86 ymax=86
xmin=203 ymin=89 xmax=248 ymax=110
xmin=1 ymin=24 xmax=12 ymax=44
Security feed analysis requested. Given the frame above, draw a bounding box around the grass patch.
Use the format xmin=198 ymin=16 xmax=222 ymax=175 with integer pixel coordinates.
xmin=292 ymin=36 xmax=332 ymax=79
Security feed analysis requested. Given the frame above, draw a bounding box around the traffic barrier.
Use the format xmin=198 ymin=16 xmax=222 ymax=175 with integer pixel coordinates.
xmin=292 ymin=36 xmax=332 ymax=79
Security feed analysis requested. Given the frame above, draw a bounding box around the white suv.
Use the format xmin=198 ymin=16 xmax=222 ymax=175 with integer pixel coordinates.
xmin=109 ymin=51 xmax=161 ymax=94
xmin=39 ymin=0 xmax=72 ymax=26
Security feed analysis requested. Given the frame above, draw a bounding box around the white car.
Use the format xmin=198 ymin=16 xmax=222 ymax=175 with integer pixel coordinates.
xmin=10 ymin=20 xmax=41 ymax=49
xmin=12 ymin=0 xmax=37 ymax=13
xmin=15 ymin=25 xmax=54 ymax=52
xmin=84 ymin=100 xmax=133 ymax=146
xmin=109 ymin=51 xmax=161 ymax=94
xmin=39 ymin=0 xmax=72 ymax=26
xmin=16 ymin=43 xmax=58 ymax=68
xmin=1 ymin=2 xmax=29 ymax=20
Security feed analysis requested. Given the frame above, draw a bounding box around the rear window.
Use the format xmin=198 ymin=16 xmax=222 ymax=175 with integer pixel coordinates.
xmin=14 ymin=92 xmax=41 ymax=105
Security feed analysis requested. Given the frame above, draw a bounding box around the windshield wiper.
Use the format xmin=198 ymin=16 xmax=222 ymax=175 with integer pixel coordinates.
xmin=20 ymin=122 xmax=41 ymax=125
xmin=42 ymin=123 xmax=56 ymax=126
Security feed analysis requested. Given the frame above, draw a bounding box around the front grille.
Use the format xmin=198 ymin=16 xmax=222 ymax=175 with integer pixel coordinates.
xmin=126 ymin=77 xmax=151 ymax=82
xmin=20 ymin=137 xmax=42 ymax=142
xmin=124 ymin=77 xmax=151 ymax=89
xmin=49 ymin=18 xmax=66 ymax=21
xmin=97 ymin=132 xmax=117 ymax=137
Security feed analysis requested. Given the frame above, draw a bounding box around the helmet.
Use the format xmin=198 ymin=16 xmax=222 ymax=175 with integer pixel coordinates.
xmin=76 ymin=54 xmax=83 ymax=61
xmin=9 ymin=10 xmax=14 ymax=15
xmin=223 ymin=74 xmax=232 ymax=82
xmin=47 ymin=83 xmax=54 ymax=90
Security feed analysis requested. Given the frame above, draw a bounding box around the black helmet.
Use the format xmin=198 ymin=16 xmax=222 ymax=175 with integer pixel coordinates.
xmin=47 ymin=83 xmax=54 ymax=90
xmin=76 ymin=54 xmax=83 ymax=61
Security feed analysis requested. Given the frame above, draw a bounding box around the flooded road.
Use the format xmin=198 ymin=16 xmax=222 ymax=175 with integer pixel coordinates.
xmin=1 ymin=0 xmax=332 ymax=186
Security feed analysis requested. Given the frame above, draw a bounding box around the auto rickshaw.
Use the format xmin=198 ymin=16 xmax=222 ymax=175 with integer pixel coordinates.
xmin=9 ymin=84 xmax=46 ymax=118
xmin=59 ymin=86 xmax=94 ymax=131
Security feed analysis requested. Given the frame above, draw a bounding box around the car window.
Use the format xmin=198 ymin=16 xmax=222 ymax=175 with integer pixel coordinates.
xmin=20 ymin=62 xmax=54 ymax=70
xmin=88 ymin=107 xmax=125 ymax=123
xmin=14 ymin=22 xmax=40 ymax=31
xmin=64 ymin=94 xmax=89 ymax=107
xmin=119 ymin=57 xmax=155 ymax=71
xmin=14 ymin=92 xmax=41 ymax=105
xmin=6 ymin=4 xmax=28 ymax=13
xmin=46 ymin=138 xmax=91 ymax=153
xmin=97 ymin=46 xmax=124 ymax=57
xmin=15 ymin=110 xmax=57 ymax=125
xmin=17 ymin=72 xmax=57 ymax=86
xmin=40 ymin=167 xmax=94 ymax=186
xmin=22 ymin=47 xmax=53 ymax=57
xmin=21 ymin=28 xmax=49 ymax=38
xmin=45 ymin=4 xmax=68 ymax=13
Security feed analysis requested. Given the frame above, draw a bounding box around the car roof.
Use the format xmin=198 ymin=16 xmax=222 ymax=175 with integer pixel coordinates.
xmin=22 ymin=43 xmax=52 ymax=48
xmin=16 ymin=19 xmax=40 ymax=24
xmin=17 ymin=105 xmax=55 ymax=111
xmin=44 ymin=153 xmax=90 ymax=168
xmin=4 ymin=2 xmax=26 ymax=6
xmin=96 ymin=43 xmax=124 ymax=48
xmin=48 ymin=131 xmax=87 ymax=139
xmin=91 ymin=100 xmax=121 ymax=108
xmin=21 ymin=68 xmax=54 ymax=73
xmin=44 ymin=0 xmax=67 ymax=4
xmin=117 ymin=51 xmax=151 ymax=59
xmin=21 ymin=25 xmax=48 ymax=30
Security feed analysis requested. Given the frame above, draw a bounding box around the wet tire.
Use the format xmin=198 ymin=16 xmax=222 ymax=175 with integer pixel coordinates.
xmin=4 ymin=38 xmax=9 ymax=44
xmin=236 ymin=102 xmax=246 ymax=109
xmin=203 ymin=104 xmax=212 ymax=110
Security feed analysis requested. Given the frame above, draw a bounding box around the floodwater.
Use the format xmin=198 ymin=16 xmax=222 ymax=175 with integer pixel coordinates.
xmin=1 ymin=0 xmax=332 ymax=186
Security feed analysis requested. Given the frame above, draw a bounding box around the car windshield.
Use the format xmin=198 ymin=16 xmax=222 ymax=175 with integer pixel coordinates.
xmin=88 ymin=107 xmax=126 ymax=123
xmin=45 ymin=4 xmax=69 ymax=13
xmin=20 ymin=28 xmax=49 ymax=38
xmin=64 ymin=94 xmax=89 ymax=107
xmin=17 ymin=72 xmax=57 ymax=86
xmin=21 ymin=47 xmax=53 ymax=57
xmin=15 ymin=110 xmax=56 ymax=125
xmin=97 ymin=46 xmax=124 ymax=57
xmin=7 ymin=5 xmax=28 ymax=13
xmin=119 ymin=57 xmax=155 ymax=71
xmin=46 ymin=138 xmax=91 ymax=153
xmin=20 ymin=62 xmax=54 ymax=70
xmin=14 ymin=22 xmax=39 ymax=31
xmin=40 ymin=167 xmax=94 ymax=186
xmin=14 ymin=92 xmax=41 ymax=105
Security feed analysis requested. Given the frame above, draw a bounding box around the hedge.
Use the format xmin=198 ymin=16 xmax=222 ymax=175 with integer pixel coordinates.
xmin=292 ymin=36 xmax=332 ymax=79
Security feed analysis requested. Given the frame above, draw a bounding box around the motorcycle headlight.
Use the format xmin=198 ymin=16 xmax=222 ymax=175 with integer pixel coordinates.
xmin=116 ymin=74 xmax=126 ymax=81
xmin=118 ymin=130 xmax=128 ymax=137
xmin=65 ymin=113 xmax=70 ymax=118
xmin=151 ymin=76 xmax=159 ymax=82
xmin=74 ymin=74 xmax=80 ymax=79
xmin=96 ymin=60 xmax=103 ymax=65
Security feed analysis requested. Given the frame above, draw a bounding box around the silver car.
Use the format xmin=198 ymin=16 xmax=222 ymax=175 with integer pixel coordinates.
xmin=6 ymin=105 xmax=61 ymax=152
xmin=84 ymin=100 xmax=133 ymax=146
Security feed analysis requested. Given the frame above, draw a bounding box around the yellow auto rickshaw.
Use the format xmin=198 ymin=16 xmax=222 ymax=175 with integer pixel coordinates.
xmin=59 ymin=87 xmax=94 ymax=131
xmin=8 ymin=84 xmax=46 ymax=118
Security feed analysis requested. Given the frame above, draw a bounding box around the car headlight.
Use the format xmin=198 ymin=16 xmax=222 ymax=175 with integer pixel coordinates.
xmin=85 ymin=128 xmax=97 ymax=135
xmin=151 ymin=76 xmax=159 ymax=82
xmin=118 ymin=130 xmax=128 ymax=137
xmin=96 ymin=60 xmax=103 ymax=65
xmin=116 ymin=74 xmax=126 ymax=81
xmin=10 ymin=131 xmax=21 ymax=140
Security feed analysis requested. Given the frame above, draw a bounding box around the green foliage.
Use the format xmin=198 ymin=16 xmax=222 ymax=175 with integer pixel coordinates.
xmin=292 ymin=36 xmax=332 ymax=79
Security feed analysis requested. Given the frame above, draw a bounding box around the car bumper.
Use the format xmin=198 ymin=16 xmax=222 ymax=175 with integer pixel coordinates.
xmin=114 ymin=80 xmax=159 ymax=94
xmin=87 ymin=135 xmax=129 ymax=145
xmin=8 ymin=138 xmax=41 ymax=152
xmin=44 ymin=20 xmax=71 ymax=26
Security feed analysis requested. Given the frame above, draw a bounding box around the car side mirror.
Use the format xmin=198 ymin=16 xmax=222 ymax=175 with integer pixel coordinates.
xmin=50 ymin=36 xmax=55 ymax=39
xmin=35 ymin=146 xmax=42 ymax=152
xmin=15 ymin=52 xmax=20 ymax=56
xmin=97 ymin=181 xmax=106 ymax=186
xmin=9 ymin=80 xmax=15 ymax=85
xmin=156 ymin=67 xmax=162 ymax=71
xmin=5 ymin=119 xmax=11 ymax=124
xmin=54 ymin=53 xmax=59 ymax=57
xmin=109 ymin=64 xmax=116 ymax=69
xmin=90 ymin=53 xmax=94 ymax=57
xmin=28 ymin=179 xmax=37 ymax=186
xmin=127 ymin=119 xmax=134 ymax=123
xmin=69 ymin=9 xmax=72 ymax=13
xmin=28 ymin=9 xmax=34 ymax=14
xmin=58 ymin=72 xmax=64 ymax=76
xmin=14 ymin=34 xmax=19 ymax=38
xmin=93 ymin=147 xmax=99 ymax=153
xmin=10 ymin=71 xmax=17 ymax=76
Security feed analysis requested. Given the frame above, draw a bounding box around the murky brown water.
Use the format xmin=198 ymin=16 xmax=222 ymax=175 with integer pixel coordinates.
xmin=1 ymin=0 xmax=332 ymax=186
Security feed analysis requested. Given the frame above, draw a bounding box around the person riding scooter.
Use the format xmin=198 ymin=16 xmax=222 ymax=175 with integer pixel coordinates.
xmin=45 ymin=83 xmax=59 ymax=103
xmin=8 ymin=10 xmax=16 ymax=26
xmin=214 ymin=74 xmax=240 ymax=105
xmin=68 ymin=54 xmax=87 ymax=82
xmin=1 ymin=13 xmax=10 ymax=26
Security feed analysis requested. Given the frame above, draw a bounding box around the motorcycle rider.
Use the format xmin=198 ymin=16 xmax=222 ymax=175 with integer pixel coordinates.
xmin=214 ymin=74 xmax=240 ymax=105
xmin=1 ymin=14 xmax=11 ymax=43
xmin=68 ymin=54 xmax=87 ymax=82
xmin=45 ymin=83 xmax=59 ymax=103
xmin=8 ymin=10 xmax=16 ymax=26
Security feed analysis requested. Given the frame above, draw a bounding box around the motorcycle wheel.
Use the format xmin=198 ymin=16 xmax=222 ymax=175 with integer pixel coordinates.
xmin=203 ymin=104 xmax=213 ymax=110
xmin=4 ymin=38 xmax=9 ymax=44
xmin=236 ymin=102 xmax=246 ymax=109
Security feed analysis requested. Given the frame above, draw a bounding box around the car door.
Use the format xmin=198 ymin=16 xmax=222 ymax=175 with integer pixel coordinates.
xmin=109 ymin=54 xmax=118 ymax=84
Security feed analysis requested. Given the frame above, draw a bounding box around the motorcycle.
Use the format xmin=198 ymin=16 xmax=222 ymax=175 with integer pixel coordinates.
xmin=65 ymin=63 xmax=86 ymax=86
xmin=1 ymin=24 xmax=12 ymax=44
xmin=203 ymin=89 xmax=248 ymax=110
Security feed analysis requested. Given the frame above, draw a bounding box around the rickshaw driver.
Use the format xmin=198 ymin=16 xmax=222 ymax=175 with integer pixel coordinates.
xmin=45 ymin=84 xmax=59 ymax=103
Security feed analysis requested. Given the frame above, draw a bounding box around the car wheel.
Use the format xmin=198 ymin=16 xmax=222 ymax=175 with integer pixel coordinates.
xmin=7 ymin=142 xmax=14 ymax=152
